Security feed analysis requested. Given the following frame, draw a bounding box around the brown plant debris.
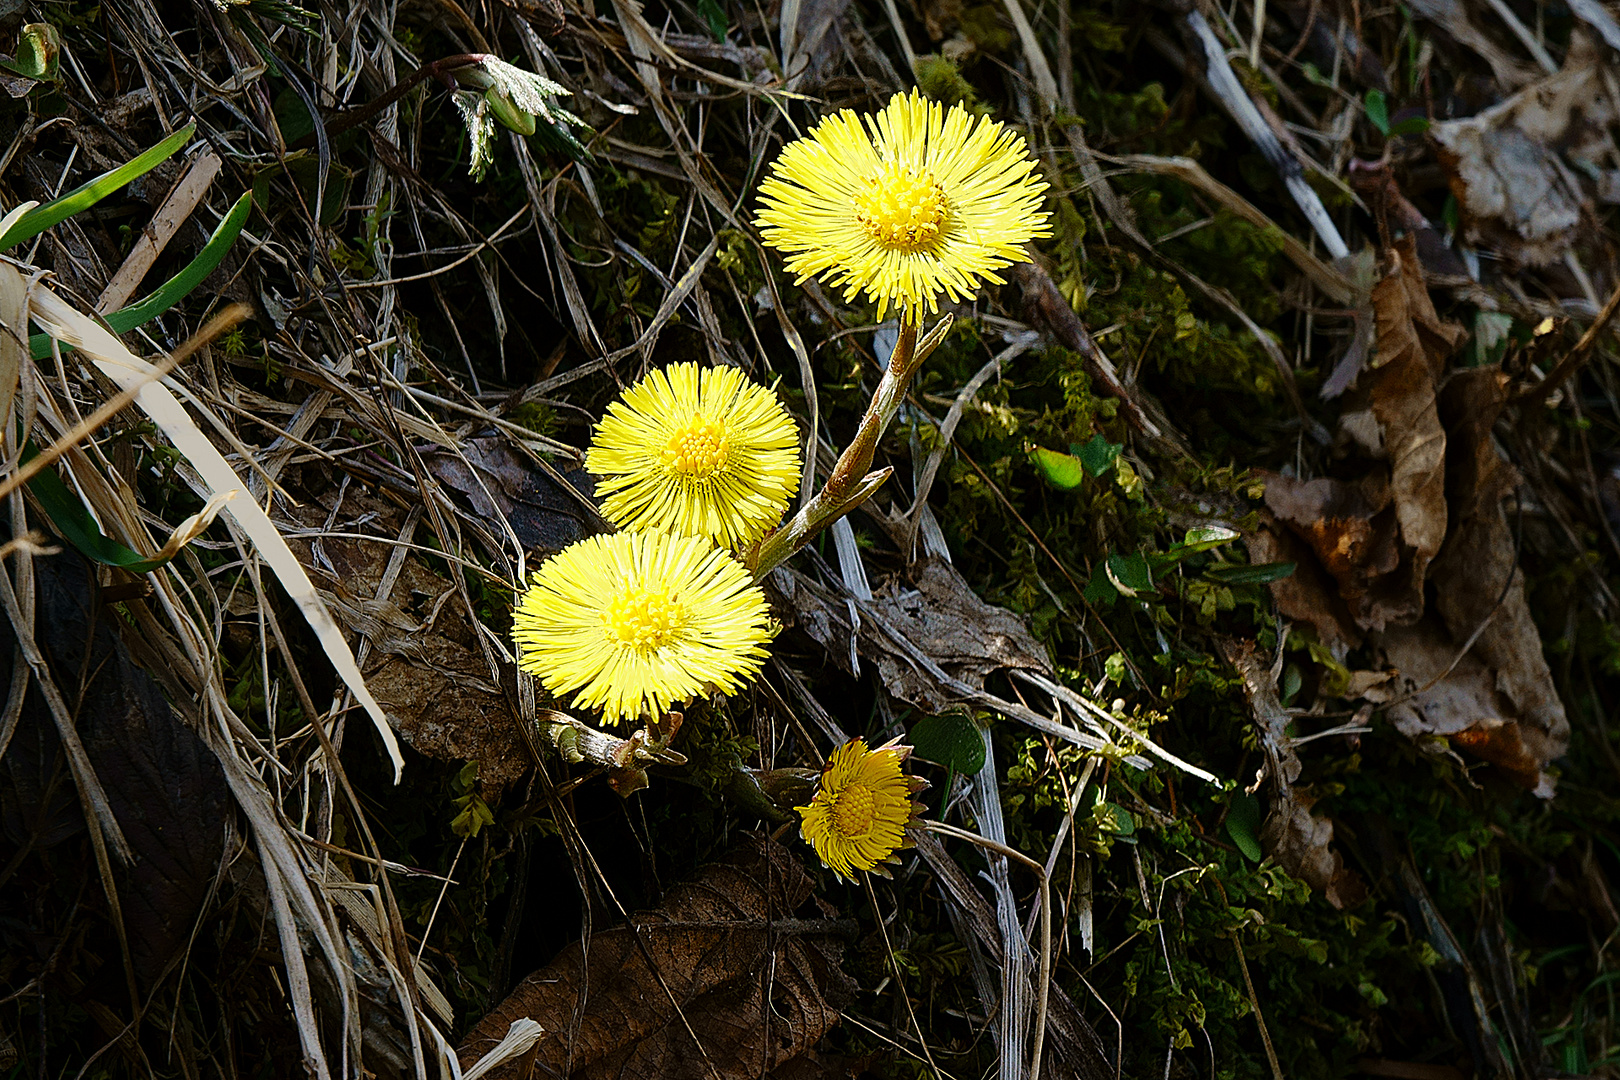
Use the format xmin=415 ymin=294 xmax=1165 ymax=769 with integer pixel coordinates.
xmin=1223 ymin=639 xmax=1365 ymax=910
xmin=458 ymin=833 xmax=855 ymax=1079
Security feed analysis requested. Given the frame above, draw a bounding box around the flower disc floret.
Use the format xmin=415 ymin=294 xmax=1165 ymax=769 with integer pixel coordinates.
xmin=511 ymin=530 xmax=774 ymax=725
xmin=755 ymin=89 xmax=1052 ymax=321
xmin=797 ymin=738 xmax=923 ymax=879
xmin=587 ymin=363 xmax=801 ymax=549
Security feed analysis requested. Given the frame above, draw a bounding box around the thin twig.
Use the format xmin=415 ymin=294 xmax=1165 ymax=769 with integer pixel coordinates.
xmin=1522 ymin=277 xmax=1620 ymax=408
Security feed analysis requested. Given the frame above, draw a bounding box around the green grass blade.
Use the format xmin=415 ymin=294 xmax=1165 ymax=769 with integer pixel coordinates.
xmin=0 ymin=122 xmax=195 ymax=252
xmin=30 ymin=190 xmax=252 ymax=360
xmin=24 ymin=446 xmax=178 ymax=573
xmin=105 ymin=190 xmax=252 ymax=332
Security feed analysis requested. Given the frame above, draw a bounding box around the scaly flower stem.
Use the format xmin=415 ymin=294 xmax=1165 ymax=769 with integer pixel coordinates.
xmin=748 ymin=313 xmax=952 ymax=581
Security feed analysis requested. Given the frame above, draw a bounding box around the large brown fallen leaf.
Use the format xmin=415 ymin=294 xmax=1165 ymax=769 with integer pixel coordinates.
xmin=458 ymin=833 xmax=855 ymax=1079
xmin=1430 ymin=368 xmax=1568 ymax=775
xmin=1264 ymin=236 xmax=1460 ymax=632
xmin=0 ymin=545 xmax=232 ymax=990
xmin=1362 ymin=368 xmax=1568 ymax=796
xmin=1431 ymin=31 xmax=1617 ymax=266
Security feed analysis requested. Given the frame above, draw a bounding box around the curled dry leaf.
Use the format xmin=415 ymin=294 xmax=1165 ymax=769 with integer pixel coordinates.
xmin=1363 ymin=236 xmax=1460 ymax=613
xmin=1256 ymin=237 xmax=1564 ymax=793
xmin=1363 ymin=368 xmax=1568 ymax=796
xmin=1431 ymin=32 xmax=1615 ymax=266
xmin=1244 ymin=510 xmax=1362 ymax=660
xmin=1265 ymin=236 xmax=1461 ymax=632
xmin=458 ymin=833 xmax=856 ymax=1080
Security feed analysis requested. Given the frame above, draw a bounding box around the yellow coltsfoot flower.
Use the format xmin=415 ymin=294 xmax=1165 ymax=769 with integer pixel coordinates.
xmin=755 ymin=89 xmax=1051 ymax=322
xmin=586 ymin=362 xmax=801 ymax=550
xmin=511 ymin=530 xmax=774 ymax=725
xmin=797 ymin=737 xmax=928 ymax=879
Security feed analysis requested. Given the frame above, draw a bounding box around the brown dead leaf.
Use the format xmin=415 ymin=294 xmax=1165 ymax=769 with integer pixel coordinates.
xmin=458 ymin=833 xmax=855 ymax=1080
xmin=1367 ymin=619 xmax=1558 ymax=797
xmin=425 ymin=433 xmax=602 ymax=553
xmin=1430 ymin=368 xmax=1569 ymax=773
xmin=1261 ymin=787 xmax=1366 ymax=909
xmin=1365 ymin=238 xmax=1457 ymax=610
xmin=1244 ymin=511 xmax=1363 ymax=659
xmin=1360 ymin=367 xmax=1569 ymax=795
xmin=285 ymin=485 xmax=533 ymax=789
xmin=778 ymin=557 xmax=1050 ymax=713
xmin=1262 ymin=471 xmax=1409 ymax=629
xmin=1263 ymin=237 xmax=1461 ymax=633
xmin=1431 ymin=32 xmax=1615 ymax=265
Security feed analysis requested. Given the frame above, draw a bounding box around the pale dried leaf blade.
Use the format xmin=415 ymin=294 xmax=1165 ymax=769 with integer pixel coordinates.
xmin=463 ymin=1021 xmax=545 ymax=1080
xmin=25 ymin=284 xmax=406 ymax=780
xmin=150 ymin=489 xmax=237 ymax=564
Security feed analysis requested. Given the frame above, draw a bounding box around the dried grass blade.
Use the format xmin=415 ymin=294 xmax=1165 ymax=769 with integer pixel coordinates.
xmin=25 ymin=284 xmax=407 ymax=780
xmin=0 ymin=263 xmax=23 ymax=461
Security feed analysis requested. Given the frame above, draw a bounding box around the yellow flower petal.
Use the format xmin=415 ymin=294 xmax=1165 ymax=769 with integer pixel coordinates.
xmin=755 ymin=89 xmax=1051 ymax=321
xmin=796 ymin=737 xmax=920 ymax=879
xmin=586 ymin=363 xmax=802 ymax=549
xmin=512 ymin=530 xmax=774 ymax=725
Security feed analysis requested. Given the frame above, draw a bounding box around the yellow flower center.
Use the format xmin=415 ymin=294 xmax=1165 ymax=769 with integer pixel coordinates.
xmin=603 ymin=586 xmax=684 ymax=650
xmin=855 ymin=163 xmax=948 ymax=251
xmin=831 ymin=783 xmax=877 ymax=836
xmin=662 ymin=418 xmax=729 ymax=478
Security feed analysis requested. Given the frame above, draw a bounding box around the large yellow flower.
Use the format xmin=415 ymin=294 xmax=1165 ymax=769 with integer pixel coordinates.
xmin=511 ymin=530 xmax=774 ymax=725
xmin=755 ymin=89 xmax=1051 ymax=321
xmin=797 ymin=737 xmax=926 ymax=879
xmin=586 ymin=363 xmax=801 ymax=549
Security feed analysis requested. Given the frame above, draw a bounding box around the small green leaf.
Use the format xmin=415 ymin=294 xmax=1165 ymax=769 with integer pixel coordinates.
xmin=1225 ymin=793 xmax=1263 ymax=862
xmin=1076 ymin=432 xmax=1122 ymax=477
xmin=1106 ymin=551 xmax=1152 ymax=596
xmin=1083 ymin=569 xmax=1118 ymax=605
xmin=1203 ymin=561 xmax=1296 ymax=585
xmin=1281 ymin=663 xmax=1303 ymax=704
xmin=0 ymin=124 xmax=195 ymax=252
xmin=1108 ymin=803 xmax=1137 ymax=840
xmin=1365 ymin=89 xmax=1389 ymax=135
xmin=1179 ymin=525 xmax=1239 ymax=552
xmin=910 ymin=712 xmax=985 ymax=775
xmin=0 ymin=22 xmax=60 ymax=82
xmin=697 ymin=0 xmax=728 ymax=42
xmin=1029 ymin=445 xmax=1085 ymax=490
xmin=1154 ymin=525 xmax=1242 ymax=572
